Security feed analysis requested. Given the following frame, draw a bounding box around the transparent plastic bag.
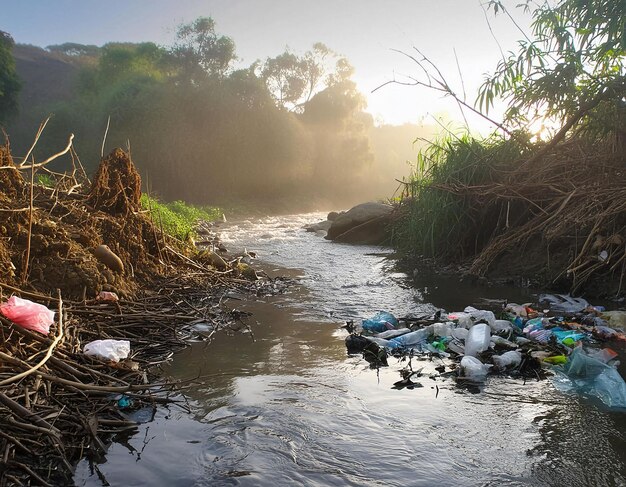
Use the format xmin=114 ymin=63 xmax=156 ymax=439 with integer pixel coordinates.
xmin=0 ymin=296 xmax=54 ymax=335
xmin=553 ymin=348 xmax=626 ymax=409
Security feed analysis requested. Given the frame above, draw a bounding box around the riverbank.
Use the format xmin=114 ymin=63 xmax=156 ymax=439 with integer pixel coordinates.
xmin=0 ymin=146 xmax=273 ymax=485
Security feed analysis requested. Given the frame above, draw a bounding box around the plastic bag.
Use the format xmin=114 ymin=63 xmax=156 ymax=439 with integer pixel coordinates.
xmin=491 ymin=319 xmax=514 ymax=334
xmin=433 ymin=322 xmax=454 ymax=337
xmin=492 ymin=350 xmax=522 ymax=370
xmin=464 ymin=306 xmax=496 ymax=327
xmin=0 ymin=296 xmax=55 ymax=335
xmin=84 ymin=339 xmax=130 ymax=362
xmin=539 ymin=294 xmax=589 ymax=314
xmin=447 ymin=312 xmax=472 ymax=328
xmin=362 ymin=311 xmax=398 ymax=333
xmin=375 ymin=328 xmax=411 ymax=339
xmin=460 ymin=356 xmax=492 ymax=381
xmin=464 ymin=323 xmax=491 ymax=357
xmin=553 ymin=347 xmax=626 ymax=409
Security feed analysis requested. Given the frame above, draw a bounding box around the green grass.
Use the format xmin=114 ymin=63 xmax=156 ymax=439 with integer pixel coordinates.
xmin=393 ymin=132 xmax=529 ymax=259
xmin=140 ymin=194 xmax=222 ymax=241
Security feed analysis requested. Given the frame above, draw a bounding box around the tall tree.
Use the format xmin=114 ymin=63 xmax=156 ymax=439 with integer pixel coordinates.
xmin=0 ymin=31 xmax=21 ymax=124
xmin=171 ymin=17 xmax=236 ymax=83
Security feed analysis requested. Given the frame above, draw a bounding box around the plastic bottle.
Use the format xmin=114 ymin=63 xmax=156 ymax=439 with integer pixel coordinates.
xmin=464 ymin=323 xmax=491 ymax=357
xmin=388 ymin=325 xmax=434 ymax=349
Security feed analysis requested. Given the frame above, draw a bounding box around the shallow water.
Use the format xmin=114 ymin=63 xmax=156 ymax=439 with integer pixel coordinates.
xmin=75 ymin=213 xmax=626 ymax=487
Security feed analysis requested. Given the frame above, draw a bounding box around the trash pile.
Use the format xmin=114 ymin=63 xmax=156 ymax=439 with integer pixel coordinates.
xmin=345 ymin=294 xmax=626 ymax=409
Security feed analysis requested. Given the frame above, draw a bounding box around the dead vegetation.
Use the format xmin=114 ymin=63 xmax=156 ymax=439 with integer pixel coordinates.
xmin=0 ymin=140 xmax=277 ymax=485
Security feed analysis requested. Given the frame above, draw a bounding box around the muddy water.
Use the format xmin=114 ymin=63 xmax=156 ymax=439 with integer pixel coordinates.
xmin=75 ymin=213 xmax=626 ymax=487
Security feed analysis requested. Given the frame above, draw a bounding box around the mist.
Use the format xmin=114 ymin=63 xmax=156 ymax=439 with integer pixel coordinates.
xmin=5 ymin=19 xmax=437 ymax=213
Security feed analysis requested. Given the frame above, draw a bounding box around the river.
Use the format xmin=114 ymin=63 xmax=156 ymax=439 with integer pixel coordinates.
xmin=75 ymin=213 xmax=626 ymax=487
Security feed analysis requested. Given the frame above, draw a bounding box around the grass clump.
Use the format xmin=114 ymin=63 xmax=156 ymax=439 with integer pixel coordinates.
xmin=393 ymin=132 xmax=528 ymax=260
xmin=140 ymin=194 xmax=222 ymax=241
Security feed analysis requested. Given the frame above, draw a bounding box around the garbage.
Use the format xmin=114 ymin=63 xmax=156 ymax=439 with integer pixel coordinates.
xmin=433 ymin=322 xmax=454 ymax=337
xmin=464 ymin=323 xmax=491 ymax=357
xmin=0 ymin=296 xmax=55 ymax=335
xmin=345 ymin=295 xmax=625 ymax=407
xmin=538 ymin=294 xmax=589 ymax=314
xmin=97 ymin=291 xmax=119 ymax=302
xmin=446 ymin=311 xmax=472 ymax=328
xmin=464 ymin=306 xmax=496 ymax=327
xmin=491 ymin=319 xmax=514 ymax=334
xmin=460 ymin=356 xmax=492 ymax=381
xmin=492 ymin=350 xmax=522 ymax=370
xmin=388 ymin=325 xmax=433 ymax=349
xmin=83 ymin=339 xmax=131 ymax=362
xmin=362 ymin=311 xmax=398 ymax=333
xmin=375 ymin=328 xmax=411 ymax=339
xmin=600 ymin=310 xmax=626 ymax=328
xmin=553 ymin=347 xmax=626 ymax=409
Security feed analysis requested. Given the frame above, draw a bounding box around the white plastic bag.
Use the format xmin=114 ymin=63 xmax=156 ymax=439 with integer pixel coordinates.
xmin=84 ymin=339 xmax=130 ymax=362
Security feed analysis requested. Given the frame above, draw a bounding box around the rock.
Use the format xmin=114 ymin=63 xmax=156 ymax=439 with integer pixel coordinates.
xmin=327 ymin=211 xmax=341 ymax=221
xmin=198 ymin=250 xmax=228 ymax=271
xmin=94 ymin=245 xmax=124 ymax=273
xmin=304 ymin=220 xmax=333 ymax=233
xmin=326 ymin=202 xmax=393 ymax=244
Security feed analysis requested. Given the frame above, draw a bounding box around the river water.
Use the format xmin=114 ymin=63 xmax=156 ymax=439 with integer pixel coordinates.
xmin=75 ymin=213 xmax=626 ymax=487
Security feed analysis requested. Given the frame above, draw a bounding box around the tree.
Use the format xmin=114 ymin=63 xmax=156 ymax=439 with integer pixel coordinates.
xmin=259 ymin=43 xmax=354 ymax=111
xmin=0 ymin=31 xmax=21 ymax=124
xmin=478 ymin=0 xmax=625 ymax=137
xmin=171 ymin=17 xmax=236 ymax=83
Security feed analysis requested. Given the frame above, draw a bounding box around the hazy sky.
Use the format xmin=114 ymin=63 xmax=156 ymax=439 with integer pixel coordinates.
xmin=1 ymin=0 xmax=532 ymax=128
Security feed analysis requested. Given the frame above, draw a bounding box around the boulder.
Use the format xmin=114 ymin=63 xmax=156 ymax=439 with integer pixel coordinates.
xmin=304 ymin=220 xmax=333 ymax=233
xmin=326 ymin=202 xmax=393 ymax=244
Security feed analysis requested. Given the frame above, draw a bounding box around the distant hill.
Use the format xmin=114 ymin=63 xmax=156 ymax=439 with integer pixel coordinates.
xmin=8 ymin=44 xmax=82 ymax=154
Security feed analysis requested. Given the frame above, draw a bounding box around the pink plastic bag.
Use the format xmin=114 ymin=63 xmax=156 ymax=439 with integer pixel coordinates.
xmin=0 ymin=296 xmax=55 ymax=335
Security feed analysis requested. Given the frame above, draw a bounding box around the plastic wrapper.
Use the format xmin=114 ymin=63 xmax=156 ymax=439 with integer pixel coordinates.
xmin=0 ymin=296 xmax=55 ymax=335
xmin=84 ymin=339 xmax=131 ymax=362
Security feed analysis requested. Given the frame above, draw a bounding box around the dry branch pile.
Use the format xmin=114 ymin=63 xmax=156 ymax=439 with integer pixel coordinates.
xmin=444 ymin=138 xmax=626 ymax=293
xmin=0 ymin=144 xmax=277 ymax=485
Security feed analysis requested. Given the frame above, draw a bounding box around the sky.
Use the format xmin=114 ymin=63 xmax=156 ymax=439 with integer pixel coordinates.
xmin=1 ymin=0 xmax=532 ymax=129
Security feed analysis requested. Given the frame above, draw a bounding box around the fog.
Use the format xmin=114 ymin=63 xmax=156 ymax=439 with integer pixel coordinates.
xmin=6 ymin=20 xmax=440 ymax=212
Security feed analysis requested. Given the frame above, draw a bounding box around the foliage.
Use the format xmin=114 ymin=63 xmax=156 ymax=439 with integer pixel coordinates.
xmin=0 ymin=31 xmax=21 ymax=123
xmin=171 ymin=17 xmax=236 ymax=82
xmin=140 ymin=194 xmax=221 ymax=241
xmin=259 ymin=43 xmax=354 ymax=112
xmin=478 ymin=0 xmax=626 ymax=133
xmin=393 ymin=133 xmax=527 ymax=258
